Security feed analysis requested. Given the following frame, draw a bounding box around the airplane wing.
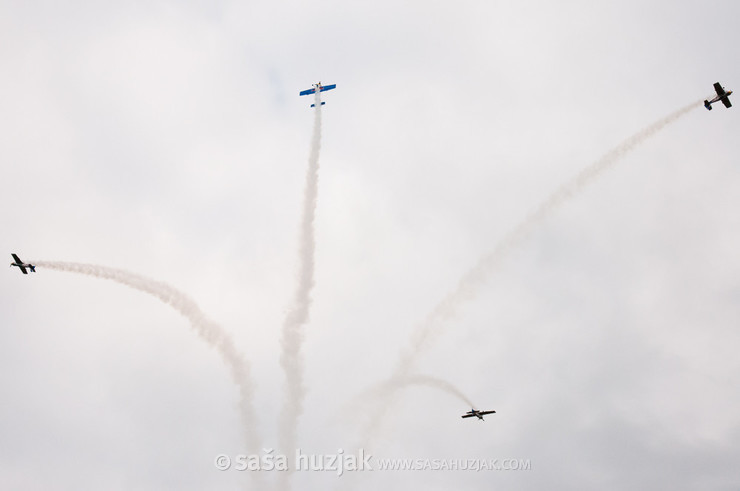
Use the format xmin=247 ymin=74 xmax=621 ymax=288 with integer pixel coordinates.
xmin=299 ymin=88 xmax=316 ymax=96
xmin=461 ymin=414 xmax=476 ymax=418
xmin=714 ymin=82 xmax=725 ymax=96
xmin=18 ymin=265 xmax=28 ymax=274
xmin=11 ymin=253 xmax=22 ymax=263
xmin=721 ymin=96 xmax=732 ymax=108
xmin=319 ymin=84 xmax=336 ymax=92
xmin=479 ymin=410 xmax=496 ymax=416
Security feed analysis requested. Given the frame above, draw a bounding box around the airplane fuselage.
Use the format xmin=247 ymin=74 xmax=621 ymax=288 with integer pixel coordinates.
xmin=10 ymin=254 xmax=35 ymax=274
xmin=708 ymin=90 xmax=733 ymax=104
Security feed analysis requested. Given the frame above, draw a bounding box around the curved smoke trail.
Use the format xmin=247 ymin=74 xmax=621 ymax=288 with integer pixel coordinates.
xmin=396 ymin=374 xmax=475 ymax=407
xmin=362 ymin=100 xmax=702 ymax=441
xmin=278 ymin=89 xmax=322 ymax=489
xmin=337 ymin=374 xmax=476 ymax=491
xmin=34 ymin=261 xmax=261 ymax=455
xmin=354 ymin=374 xmax=475 ymax=410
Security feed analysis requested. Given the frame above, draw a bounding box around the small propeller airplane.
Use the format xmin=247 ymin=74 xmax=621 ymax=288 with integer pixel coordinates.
xmin=704 ymin=82 xmax=732 ymax=110
xmin=10 ymin=254 xmax=36 ymax=274
xmin=461 ymin=408 xmax=496 ymax=421
xmin=299 ymin=81 xmax=337 ymax=107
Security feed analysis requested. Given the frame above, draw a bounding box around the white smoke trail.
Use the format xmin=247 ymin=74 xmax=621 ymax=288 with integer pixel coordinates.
xmin=400 ymin=374 xmax=476 ymax=407
xmin=337 ymin=374 xmax=476 ymax=491
xmin=278 ymin=89 xmax=322 ymax=489
xmin=362 ymin=100 xmax=702 ymax=441
xmin=352 ymin=374 xmax=475 ymax=411
xmin=34 ymin=261 xmax=261 ymax=455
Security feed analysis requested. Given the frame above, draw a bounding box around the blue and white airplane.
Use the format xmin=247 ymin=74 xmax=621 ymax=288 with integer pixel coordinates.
xmin=299 ymin=82 xmax=336 ymax=107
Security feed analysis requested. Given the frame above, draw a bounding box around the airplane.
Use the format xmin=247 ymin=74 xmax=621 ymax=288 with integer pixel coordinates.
xmin=461 ymin=408 xmax=496 ymax=421
xmin=299 ymin=82 xmax=337 ymax=107
xmin=10 ymin=253 xmax=36 ymax=274
xmin=704 ymin=82 xmax=733 ymax=110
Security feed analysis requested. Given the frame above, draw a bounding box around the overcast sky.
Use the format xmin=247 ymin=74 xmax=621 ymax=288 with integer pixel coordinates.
xmin=1 ymin=1 xmax=739 ymax=489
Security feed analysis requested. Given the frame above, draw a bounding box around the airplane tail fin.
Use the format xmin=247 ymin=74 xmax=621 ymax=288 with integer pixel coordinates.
xmin=704 ymin=100 xmax=712 ymax=110
xmin=29 ymin=265 xmax=36 ymax=272
xmin=310 ymin=102 xmax=326 ymax=108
